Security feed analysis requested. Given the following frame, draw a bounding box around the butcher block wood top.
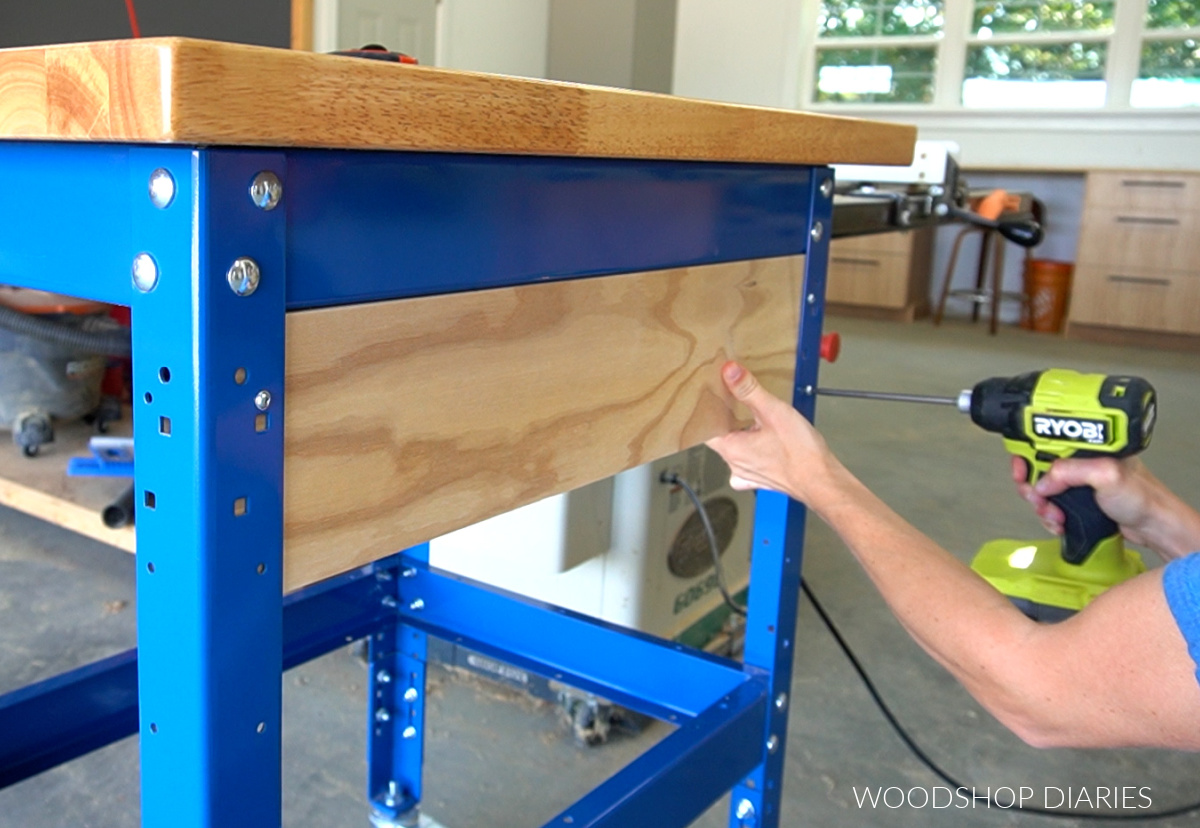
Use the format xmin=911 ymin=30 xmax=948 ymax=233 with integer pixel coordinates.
xmin=0 ymin=38 xmax=915 ymax=165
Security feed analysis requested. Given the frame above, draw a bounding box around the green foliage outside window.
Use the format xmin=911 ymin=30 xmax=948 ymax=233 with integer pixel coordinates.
xmin=1145 ymin=0 xmax=1199 ymax=29
xmin=972 ymin=1 xmax=1114 ymax=35
xmin=1140 ymin=37 xmax=1200 ymax=76
xmin=818 ymin=1 xmax=944 ymax=38
xmin=966 ymin=41 xmax=1108 ymax=79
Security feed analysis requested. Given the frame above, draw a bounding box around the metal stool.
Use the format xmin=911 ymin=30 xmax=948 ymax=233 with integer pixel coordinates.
xmin=933 ymin=198 xmax=1044 ymax=335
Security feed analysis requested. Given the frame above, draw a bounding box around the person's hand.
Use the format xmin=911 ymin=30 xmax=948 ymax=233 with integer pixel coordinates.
xmin=705 ymin=361 xmax=840 ymax=507
xmin=1013 ymin=456 xmax=1197 ymax=560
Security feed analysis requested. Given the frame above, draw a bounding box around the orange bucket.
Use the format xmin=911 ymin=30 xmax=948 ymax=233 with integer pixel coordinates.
xmin=1022 ymin=259 xmax=1073 ymax=333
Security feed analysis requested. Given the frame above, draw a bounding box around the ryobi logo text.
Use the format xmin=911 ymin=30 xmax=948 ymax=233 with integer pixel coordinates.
xmin=1031 ymin=415 xmax=1107 ymax=445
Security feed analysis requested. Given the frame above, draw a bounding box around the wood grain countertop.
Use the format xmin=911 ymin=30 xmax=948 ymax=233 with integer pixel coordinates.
xmin=0 ymin=37 xmax=915 ymax=166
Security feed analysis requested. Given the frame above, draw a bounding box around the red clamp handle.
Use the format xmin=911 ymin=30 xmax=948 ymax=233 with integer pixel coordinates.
xmin=820 ymin=332 xmax=841 ymax=363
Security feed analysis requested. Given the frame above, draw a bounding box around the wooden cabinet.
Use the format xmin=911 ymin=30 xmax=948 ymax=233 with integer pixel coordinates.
xmin=825 ymin=228 xmax=934 ymax=321
xmin=1069 ymin=170 xmax=1200 ymax=344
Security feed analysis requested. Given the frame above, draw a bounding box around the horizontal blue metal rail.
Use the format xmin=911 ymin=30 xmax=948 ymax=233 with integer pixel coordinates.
xmin=544 ymin=678 xmax=769 ymax=828
xmin=284 ymin=150 xmax=814 ymax=308
xmin=0 ymin=564 xmax=395 ymax=789
xmin=395 ymin=558 xmax=753 ymax=722
xmin=0 ymin=142 xmax=812 ymax=310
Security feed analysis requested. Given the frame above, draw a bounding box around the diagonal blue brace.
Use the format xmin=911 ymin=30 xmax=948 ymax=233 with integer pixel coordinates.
xmin=543 ymin=678 xmax=769 ymax=828
xmin=394 ymin=557 xmax=753 ymax=723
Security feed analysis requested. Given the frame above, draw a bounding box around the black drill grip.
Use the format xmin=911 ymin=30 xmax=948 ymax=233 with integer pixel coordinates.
xmin=1049 ymin=486 xmax=1120 ymax=565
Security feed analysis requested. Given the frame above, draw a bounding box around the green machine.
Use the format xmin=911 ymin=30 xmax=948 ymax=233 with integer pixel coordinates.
xmin=821 ymin=368 xmax=1158 ymax=620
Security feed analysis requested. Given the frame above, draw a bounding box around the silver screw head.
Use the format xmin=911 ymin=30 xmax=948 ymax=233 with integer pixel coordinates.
xmin=806 ymin=293 xmax=816 ymax=305
xmin=409 ymin=598 xmax=425 ymax=611
xmin=132 ymin=253 xmax=159 ymax=292
xmin=766 ymin=734 xmax=780 ymax=754
xmin=819 ymin=178 xmax=834 ymax=199
xmin=255 ymin=390 xmax=272 ymax=410
xmin=403 ymin=687 xmax=419 ymax=703
xmin=810 ymin=222 xmax=825 ymax=243
xmin=148 ymin=169 xmax=176 ymax=209
xmin=804 ymin=385 xmax=814 ymax=396
xmin=249 ymin=171 xmax=283 ymax=211
xmin=227 ymin=257 xmax=261 ymax=296
xmin=376 ymin=669 xmax=392 ymax=684
xmin=375 ymin=707 xmax=391 ymax=723
xmin=381 ymin=595 xmax=398 ymax=608
xmin=401 ymin=725 xmax=417 ymax=740
xmin=735 ymin=798 xmax=756 ymax=820
xmin=401 ymin=567 xmax=418 ymax=578
xmin=775 ymin=692 xmax=788 ymax=710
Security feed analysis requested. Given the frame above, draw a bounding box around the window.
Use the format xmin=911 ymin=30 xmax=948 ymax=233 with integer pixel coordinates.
xmin=814 ymin=1 xmax=944 ymax=103
xmin=806 ymin=0 xmax=1200 ymax=108
xmin=1135 ymin=0 xmax=1200 ymax=106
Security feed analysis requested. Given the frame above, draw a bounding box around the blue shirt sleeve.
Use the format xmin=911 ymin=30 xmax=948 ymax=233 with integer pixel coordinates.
xmin=1163 ymin=552 xmax=1200 ymax=687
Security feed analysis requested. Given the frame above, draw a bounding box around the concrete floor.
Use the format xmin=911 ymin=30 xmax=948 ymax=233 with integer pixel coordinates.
xmin=2 ymin=316 xmax=1200 ymax=827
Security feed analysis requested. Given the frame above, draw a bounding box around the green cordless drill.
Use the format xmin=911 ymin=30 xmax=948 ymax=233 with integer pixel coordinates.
xmin=820 ymin=368 xmax=1158 ymax=620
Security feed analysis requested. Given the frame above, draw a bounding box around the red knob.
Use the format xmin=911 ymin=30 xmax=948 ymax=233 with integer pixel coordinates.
xmin=820 ymin=331 xmax=840 ymax=363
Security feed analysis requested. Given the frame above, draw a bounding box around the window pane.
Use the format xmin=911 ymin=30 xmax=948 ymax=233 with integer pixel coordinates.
xmin=966 ymin=41 xmax=1107 ymax=79
xmin=963 ymin=42 xmax=1108 ymax=106
xmin=818 ymin=1 xmax=944 ymax=39
xmin=814 ymin=46 xmax=937 ymax=102
xmin=973 ymin=1 xmax=1114 ymax=36
xmin=1145 ymin=0 xmax=1199 ymax=31
xmin=1132 ymin=37 xmax=1200 ymax=106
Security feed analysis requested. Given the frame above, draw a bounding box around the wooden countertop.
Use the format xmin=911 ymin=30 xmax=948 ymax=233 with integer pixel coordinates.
xmin=0 ymin=38 xmax=915 ymax=166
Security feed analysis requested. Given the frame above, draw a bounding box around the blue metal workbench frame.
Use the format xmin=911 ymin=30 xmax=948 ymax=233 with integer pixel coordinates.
xmin=0 ymin=140 xmax=832 ymax=828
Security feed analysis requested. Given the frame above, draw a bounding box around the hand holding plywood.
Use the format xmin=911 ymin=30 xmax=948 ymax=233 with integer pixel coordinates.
xmin=283 ymin=256 xmax=802 ymax=591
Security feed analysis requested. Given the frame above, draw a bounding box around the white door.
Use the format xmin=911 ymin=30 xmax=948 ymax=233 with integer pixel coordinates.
xmin=314 ymin=0 xmax=437 ymax=64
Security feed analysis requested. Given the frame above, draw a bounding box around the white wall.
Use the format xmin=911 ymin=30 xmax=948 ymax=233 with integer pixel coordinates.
xmin=837 ymin=110 xmax=1200 ymax=173
xmin=436 ymin=0 xmax=550 ymax=78
xmin=546 ymin=0 xmax=638 ymax=88
xmin=672 ymin=0 xmax=804 ymax=107
xmin=545 ymin=0 xmax=676 ymax=93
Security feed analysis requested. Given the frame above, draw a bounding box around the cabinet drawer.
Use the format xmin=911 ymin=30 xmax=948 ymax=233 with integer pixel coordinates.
xmin=826 ymin=250 xmax=909 ymax=308
xmin=830 ymin=230 xmax=916 ymax=256
xmin=1069 ymin=265 xmax=1200 ymax=334
xmin=1076 ymin=207 xmax=1200 ymax=271
xmin=1086 ymin=171 xmax=1200 ymax=213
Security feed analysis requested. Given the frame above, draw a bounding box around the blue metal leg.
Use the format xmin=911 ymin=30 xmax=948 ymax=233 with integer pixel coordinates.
xmin=0 ymin=564 xmax=395 ymax=790
xmin=367 ymin=545 xmax=430 ymax=827
xmin=728 ymin=168 xmax=834 ymax=828
xmin=130 ymin=148 xmax=288 ymax=828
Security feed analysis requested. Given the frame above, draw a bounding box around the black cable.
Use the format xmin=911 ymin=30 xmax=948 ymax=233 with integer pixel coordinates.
xmin=801 ymin=577 xmax=1200 ymax=821
xmin=662 ymin=477 xmax=1200 ymax=820
xmin=661 ymin=472 xmax=746 ymax=617
xmin=0 ymin=305 xmax=131 ymax=356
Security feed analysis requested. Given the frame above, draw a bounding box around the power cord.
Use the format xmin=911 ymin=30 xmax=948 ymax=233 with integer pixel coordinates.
xmin=666 ymin=473 xmax=1200 ymax=821
xmin=661 ymin=472 xmax=746 ymax=617
xmin=801 ymin=578 xmax=1200 ymax=820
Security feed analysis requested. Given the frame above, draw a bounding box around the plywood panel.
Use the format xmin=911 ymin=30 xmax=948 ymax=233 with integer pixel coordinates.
xmin=0 ymin=38 xmax=915 ymax=165
xmin=282 ymin=256 xmax=802 ymax=590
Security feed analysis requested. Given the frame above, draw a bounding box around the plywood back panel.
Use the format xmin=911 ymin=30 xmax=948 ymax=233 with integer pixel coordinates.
xmin=282 ymin=256 xmax=802 ymax=590
xmin=0 ymin=38 xmax=915 ymax=165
